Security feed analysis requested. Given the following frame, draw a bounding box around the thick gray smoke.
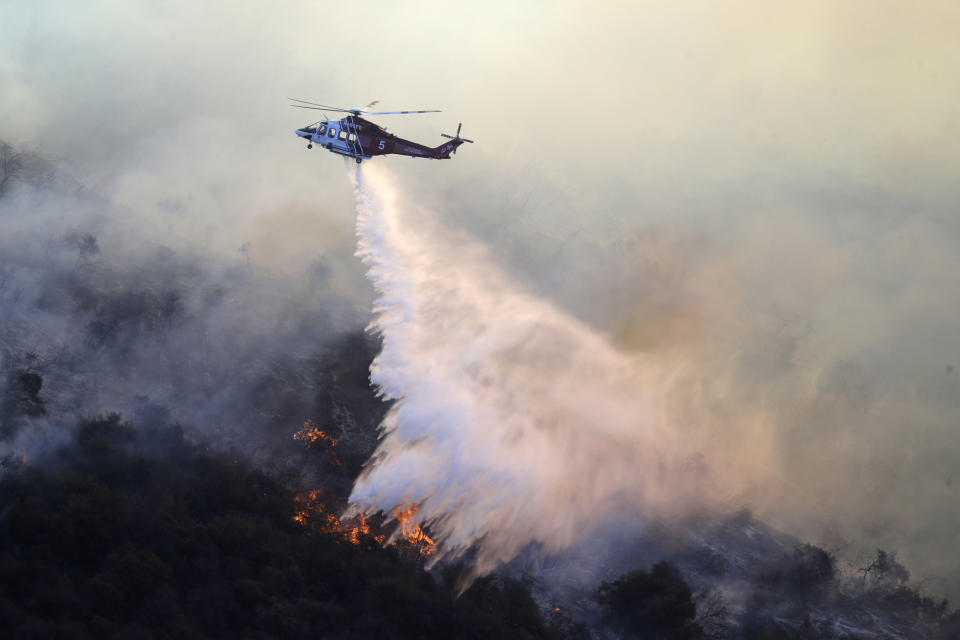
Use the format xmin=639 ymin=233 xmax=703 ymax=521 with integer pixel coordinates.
xmin=0 ymin=148 xmax=368 ymax=461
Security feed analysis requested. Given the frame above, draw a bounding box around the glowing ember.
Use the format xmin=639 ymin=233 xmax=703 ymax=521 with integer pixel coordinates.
xmin=321 ymin=512 xmax=341 ymax=533
xmin=293 ymin=420 xmax=339 ymax=449
xmin=293 ymin=420 xmax=344 ymax=467
xmin=299 ymin=488 xmax=324 ymax=502
xmin=291 ymin=489 xmax=340 ymax=532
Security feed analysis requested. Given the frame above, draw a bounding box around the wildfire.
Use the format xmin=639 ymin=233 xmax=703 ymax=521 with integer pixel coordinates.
xmin=347 ymin=512 xmax=371 ymax=544
xmin=292 ymin=489 xmax=340 ymax=533
xmin=292 ymin=488 xmax=321 ymax=526
xmin=293 ymin=420 xmax=339 ymax=448
xmin=300 ymin=488 xmax=324 ymax=502
xmin=289 ymin=489 xmax=434 ymax=557
xmin=393 ymin=505 xmax=437 ymax=557
xmin=293 ymin=420 xmax=343 ymax=467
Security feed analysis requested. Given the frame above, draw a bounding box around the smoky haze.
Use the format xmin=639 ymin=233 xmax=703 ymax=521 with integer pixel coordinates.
xmin=0 ymin=148 xmax=369 ymax=463
xmin=2 ymin=0 xmax=960 ymax=600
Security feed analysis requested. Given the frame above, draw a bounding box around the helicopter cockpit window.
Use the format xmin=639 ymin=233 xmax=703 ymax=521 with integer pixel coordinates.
xmin=317 ymin=124 xmax=327 ymax=135
xmin=328 ymin=128 xmax=337 ymax=138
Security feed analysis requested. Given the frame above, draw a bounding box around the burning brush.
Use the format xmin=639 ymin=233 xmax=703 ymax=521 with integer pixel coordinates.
xmin=291 ymin=490 xmax=436 ymax=558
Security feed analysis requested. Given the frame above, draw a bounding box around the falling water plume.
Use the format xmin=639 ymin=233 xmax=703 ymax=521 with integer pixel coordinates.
xmin=346 ymin=164 xmax=734 ymax=577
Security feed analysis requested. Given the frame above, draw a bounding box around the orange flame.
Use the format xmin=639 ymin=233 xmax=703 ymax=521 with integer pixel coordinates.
xmin=291 ymin=489 xmax=379 ymax=543
xmin=293 ymin=420 xmax=339 ymax=448
xmin=293 ymin=420 xmax=344 ymax=467
xmin=347 ymin=513 xmax=371 ymax=545
xmin=292 ymin=488 xmax=341 ymax=532
xmin=292 ymin=489 xmax=318 ymax=526
xmin=393 ymin=505 xmax=437 ymax=557
xmin=290 ymin=489 xmax=433 ymax=556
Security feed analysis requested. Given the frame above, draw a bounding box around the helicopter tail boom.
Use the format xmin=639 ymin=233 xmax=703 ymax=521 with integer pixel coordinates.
xmin=431 ymin=138 xmax=465 ymax=159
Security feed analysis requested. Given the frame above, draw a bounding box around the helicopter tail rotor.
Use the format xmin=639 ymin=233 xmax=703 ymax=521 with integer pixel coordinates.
xmin=440 ymin=123 xmax=473 ymax=153
xmin=441 ymin=123 xmax=473 ymax=142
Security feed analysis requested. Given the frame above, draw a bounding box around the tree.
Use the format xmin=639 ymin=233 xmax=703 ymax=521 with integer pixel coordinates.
xmin=759 ymin=544 xmax=836 ymax=603
xmin=2 ymin=369 xmax=47 ymax=437
xmin=695 ymin=588 xmax=731 ymax=640
xmin=0 ymin=141 xmax=25 ymax=196
xmin=598 ymin=561 xmax=704 ymax=640
xmin=859 ymin=549 xmax=910 ymax=587
xmin=0 ymin=413 xmax=568 ymax=639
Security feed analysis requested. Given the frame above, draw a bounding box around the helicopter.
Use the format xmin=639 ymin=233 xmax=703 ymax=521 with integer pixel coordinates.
xmin=290 ymin=99 xmax=472 ymax=163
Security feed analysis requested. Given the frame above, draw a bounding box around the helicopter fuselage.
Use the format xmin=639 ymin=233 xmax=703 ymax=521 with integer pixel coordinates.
xmin=294 ymin=115 xmax=462 ymax=163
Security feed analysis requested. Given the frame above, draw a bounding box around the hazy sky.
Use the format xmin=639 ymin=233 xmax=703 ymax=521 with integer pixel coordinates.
xmin=3 ymin=1 xmax=960 ymax=596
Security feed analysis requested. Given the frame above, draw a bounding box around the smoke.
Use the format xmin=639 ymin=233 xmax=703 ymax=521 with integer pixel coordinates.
xmin=345 ymin=159 xmax=960 ymax=602
xmin=345 ymin=165 xmax=760 ymax=576
xmin=4 ymin=0 xmax=960 ymax=602
xmin=0 ymin=146 xmax=370 ymax=464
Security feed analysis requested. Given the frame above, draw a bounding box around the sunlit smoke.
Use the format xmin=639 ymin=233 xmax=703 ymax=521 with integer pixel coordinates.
xmin=345 ymin=165 xmax=738 ymax=576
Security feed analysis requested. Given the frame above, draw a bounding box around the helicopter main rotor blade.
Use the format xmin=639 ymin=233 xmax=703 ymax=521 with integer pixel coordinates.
xmin=291 ymin=98 xmax=397 ymax=114
xmin=290 ymin=98 xmax=441 ymax=117
xmin=288 ymin=98 xmax=354 ymax=111
xmin=363 ymin=110 xmax=441 ymax=115
xmin=289 ymin=104 xmax=355 ymax=113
